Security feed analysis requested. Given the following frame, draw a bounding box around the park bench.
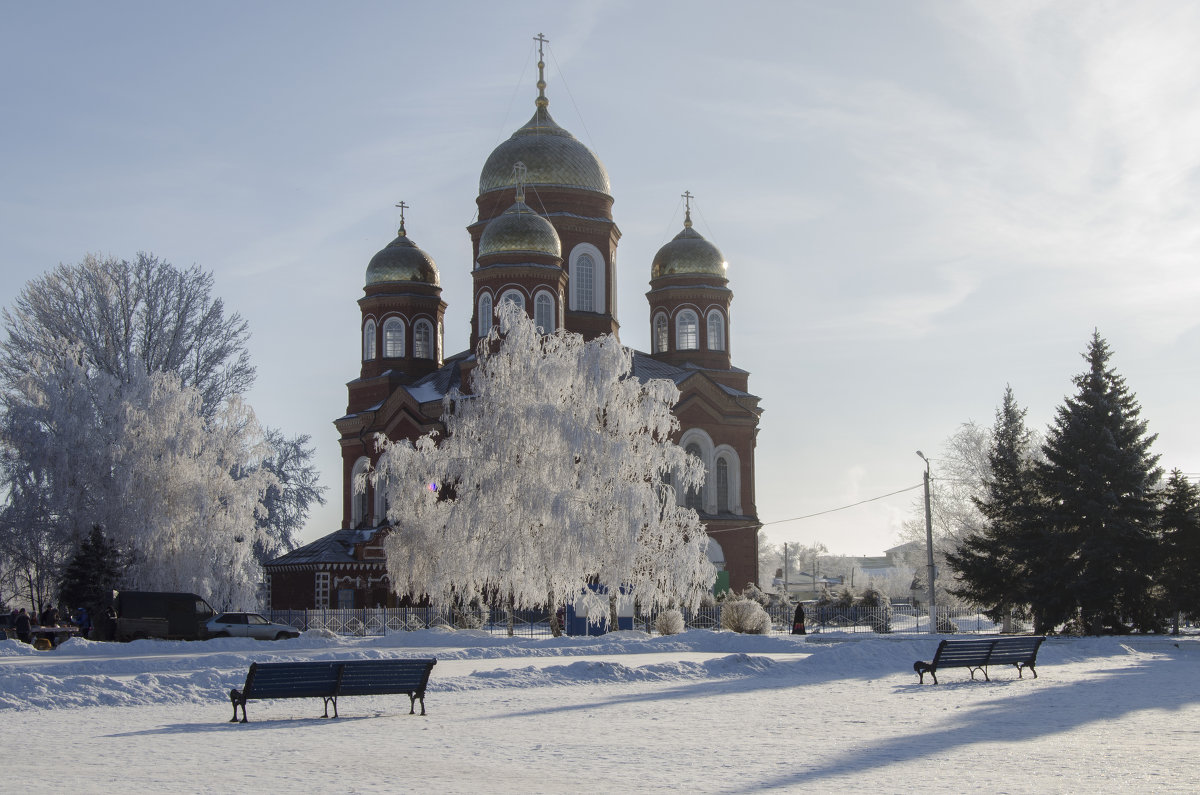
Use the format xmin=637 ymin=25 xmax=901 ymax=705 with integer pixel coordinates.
xmin=913 ymin=636 xmax=1045 ymax=684
xmin=229 ymin=658 xmax=437 ymax=722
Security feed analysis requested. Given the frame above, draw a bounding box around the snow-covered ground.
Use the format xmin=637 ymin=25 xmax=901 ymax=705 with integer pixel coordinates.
xmin=2 ymin=629 xmax=1197 ymax=793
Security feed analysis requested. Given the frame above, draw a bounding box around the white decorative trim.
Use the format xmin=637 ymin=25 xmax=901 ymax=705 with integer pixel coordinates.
xmin=568 ymin=243 xmax=606 ymax=313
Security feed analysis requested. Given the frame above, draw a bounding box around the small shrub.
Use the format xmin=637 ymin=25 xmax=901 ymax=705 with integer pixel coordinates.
xmin=654 ymin=608 xmax=685 ymax=636
xmin=453 ymin=606 xmax=486 ymax=630
xmin=720 ymin=598 xmax=772 ymax=634
xmin=858 ymin=586 xmax=892 ymax=634
xmin=742 ymin=582 xmax=771 ymax=607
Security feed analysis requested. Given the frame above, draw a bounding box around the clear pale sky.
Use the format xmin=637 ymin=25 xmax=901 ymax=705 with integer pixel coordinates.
xmin=4 ymin=2 xmax=1199 ymax=557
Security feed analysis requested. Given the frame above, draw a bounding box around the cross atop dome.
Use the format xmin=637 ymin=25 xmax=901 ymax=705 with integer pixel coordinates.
xmin=534 ymin=33 xmax=549 ymax=109
xmin=682 ymin=190 xmax=694 ymax=228
xmin=395 ymin=199 xmax=408 ymax=236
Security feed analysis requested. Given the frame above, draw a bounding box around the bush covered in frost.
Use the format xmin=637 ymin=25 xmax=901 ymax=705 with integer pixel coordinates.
xmin=654 ymin=608 xmax=685 ymax=636
xmin=720 ymin=597 xmax=772 ymax=634
xmin=858 ymin=585 xmax=892 ymax=634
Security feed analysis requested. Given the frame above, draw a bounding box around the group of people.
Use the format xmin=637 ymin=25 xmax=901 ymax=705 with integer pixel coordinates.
xmin=6 ymin=604 xmax=93 ymax=645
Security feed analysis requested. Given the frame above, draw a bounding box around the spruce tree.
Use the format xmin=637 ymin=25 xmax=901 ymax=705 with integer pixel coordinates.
xmin=1159 ymin=469 xmax=1200 ymax=629
xmin=57 ymin=525 xmax=126 ymax=614
xmin=1036 ymin=332 xmax=1161 ymax=633
xmin=947 ymin=386 xmax=1042 ymax=626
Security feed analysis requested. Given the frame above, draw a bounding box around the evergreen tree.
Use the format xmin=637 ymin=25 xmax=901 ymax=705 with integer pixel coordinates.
xmin=57 ymin=525 xmax=126 ymax=613
xmin=1159 ymin=469 xmax=1200 ymax=628
xmin=1036 ymin=332 xmax=1162 ymax=633
xmin=946 ymin=386 xmax=1043 ymax=626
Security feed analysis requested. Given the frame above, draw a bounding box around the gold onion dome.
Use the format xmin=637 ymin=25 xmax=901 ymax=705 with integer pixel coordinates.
xmin=651 ymin=211 xmax=727 ymax=279
xmin=478 ymin=42 xmax=609 ymax=197
xmin=365 ymin=221 xmax=440 ymax=286
xmin=478 ymin=200 xmax=562 ymax=259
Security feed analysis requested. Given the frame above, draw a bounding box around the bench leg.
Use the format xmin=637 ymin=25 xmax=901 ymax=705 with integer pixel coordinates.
xmin=322 ymin=696 xmax=339 ymax=718
xmin=230 ymin=690 xmax=248 ymax=723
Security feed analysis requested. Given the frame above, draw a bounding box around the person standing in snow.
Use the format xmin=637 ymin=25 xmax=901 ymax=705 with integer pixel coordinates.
xmin=74 ymin=606 xmax=92 ymax=639
xmin=14 ymin=608 xmax=32 ymax=644
xmin=791 ymin=602 xmax=806 ymax=635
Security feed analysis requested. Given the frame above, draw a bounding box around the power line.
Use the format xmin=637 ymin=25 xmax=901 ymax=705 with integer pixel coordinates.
xmin=706 ymin=483 xmax=923 ymax=535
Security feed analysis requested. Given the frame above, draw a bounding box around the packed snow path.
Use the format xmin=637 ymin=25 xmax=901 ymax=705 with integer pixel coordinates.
xmin=2 ymin=629 xmax=1198 ymax=793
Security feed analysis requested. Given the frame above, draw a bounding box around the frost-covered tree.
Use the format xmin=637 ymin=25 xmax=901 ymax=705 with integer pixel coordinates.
xmin=0 ymin=254 xmax=321 ymax=605
xmin=374 ymin=302 xmax=716 ymax=623
xmin=2 ymin=344 xmax=271 ymax=607
xmin=0 ymin=253 xmax=253 ymax=417
xmin=251 ymin=429 xmax=326 ymax=563
xmin=1036 ymin=332 xmax=1162 ymax=633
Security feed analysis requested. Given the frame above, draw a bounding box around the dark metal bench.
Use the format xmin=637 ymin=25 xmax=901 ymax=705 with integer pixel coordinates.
xmin=913 ymin=636 xmax=1045 ymax=684
xmin=229 ymin=658 xmax=437 ymax=722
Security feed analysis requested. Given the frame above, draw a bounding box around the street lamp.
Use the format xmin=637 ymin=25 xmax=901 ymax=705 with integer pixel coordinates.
xmin=916 ymin=450 xmax=936 ymax=632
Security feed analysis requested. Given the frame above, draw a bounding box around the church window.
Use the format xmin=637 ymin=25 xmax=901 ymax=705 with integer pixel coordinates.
xmin=716 ymin=458 xmax=730 ymax=512
xmin=576 ymin=254 xmax=594 ymax=311
xmin=500 ymin=289 xmax=525 ymax=310
xmin=478 ymin=293 xmax=493 ymax=338
xmin=685 ymin=443 xmax=704 ymax=511
xmin=570 ymin=245 xmax=605 ymax=313
xmin=534 ymin=291 xmax=555 ymax=333
xmin=383 ymin=318 xmax=405 ymax=358
xmin=350 ymin=457 xmax=370 ymax=528
xmin=414 ymin=320 xmax=434 ymax=359
xmin=654 ymin=313 xmax=668 ymax=353
xmin=363 ymin=319 xmax=376 ymax=361
xmin=707 ymin=310 xmax=725 ymax=351
xmin=676 ymin=310 xmax=699 ymax=350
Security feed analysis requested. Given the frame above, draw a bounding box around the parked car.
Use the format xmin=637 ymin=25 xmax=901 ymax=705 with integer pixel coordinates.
xmin=205 ymin=612 xmax=300 ymax=640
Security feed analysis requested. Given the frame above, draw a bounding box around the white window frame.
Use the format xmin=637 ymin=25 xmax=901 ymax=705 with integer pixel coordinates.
xmin=478 ymin=292 xmax=493 ymax=338
xmin=363 ymin=318 xmax=376 ymax=361
xmin=653 ymin=312 xmax=668 ymax=353
xmin=500 ymin=288 xmax=526 ymax=310
xmin=569 ymin=243 xmax=606 ymax=313
xmin=676 ymin=309 xmax=699 ymax=351
xmin=382 ymin=317 xmax=405 ymax=358
xmin=706 ymin=309 xmax=726 ymax=352
xmin=413 ymin=319 xmax=434 ymax=360
xmin=534 ymin=290 xmax=555 ymax=333
xmin=713 ymin=445 xmax=742 ymax=514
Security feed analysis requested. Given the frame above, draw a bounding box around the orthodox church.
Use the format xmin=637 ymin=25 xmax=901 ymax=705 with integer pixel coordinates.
xmin=265 ymin=42 xmax=763 ymax=611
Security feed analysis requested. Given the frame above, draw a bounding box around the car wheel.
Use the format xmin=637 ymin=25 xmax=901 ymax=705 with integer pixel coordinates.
xmin=274 ymin=632 xmax=290 ymax=641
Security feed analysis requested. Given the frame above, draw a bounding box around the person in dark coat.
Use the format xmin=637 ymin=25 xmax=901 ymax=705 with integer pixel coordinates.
xmin=74 ymin=606 xmax=92 ymax=640
xmin=14 ymin=608 xmax=32 ymax=644
xmin=791 ymin=602 xmax=806 ymax=635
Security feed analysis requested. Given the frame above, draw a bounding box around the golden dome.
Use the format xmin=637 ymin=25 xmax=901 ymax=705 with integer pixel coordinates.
xmin=651 ymin=214 xmax=727 ymax=279
xmin=365 ymin=230 xmax=440 ymax=286
xmin=478 ymin=200 xmax=562 ymax=259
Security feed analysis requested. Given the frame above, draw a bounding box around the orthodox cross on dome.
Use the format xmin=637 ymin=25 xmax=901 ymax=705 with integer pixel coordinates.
xmin=682 ymin=190 xmax=694 ymax=228
xmin=395 ymin=200 xmax=409 ymax=236
xmin=512 ymin=162 xmax=528 ymax=204
xmin=534 ymin=33 xmax=549 ymax=109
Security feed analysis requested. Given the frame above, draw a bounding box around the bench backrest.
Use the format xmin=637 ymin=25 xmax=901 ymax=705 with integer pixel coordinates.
xmin=337 ymin=659 xmax=437 ymax=696
xmin=244 ymin=661 xmax=343 ymax=699
xmin=985 ymin=636 xmax=1044 ymax=665
xmin=931 ymin=638 xmax=996 ymax=667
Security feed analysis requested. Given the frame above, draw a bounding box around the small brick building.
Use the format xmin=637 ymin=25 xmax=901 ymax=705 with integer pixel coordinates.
xmin=265 ymin=46 xmax=762 ymax=610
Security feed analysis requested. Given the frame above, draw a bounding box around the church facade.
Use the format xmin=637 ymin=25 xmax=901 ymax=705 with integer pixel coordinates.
xmin=265 ymin=45 xmax=762 ymax=611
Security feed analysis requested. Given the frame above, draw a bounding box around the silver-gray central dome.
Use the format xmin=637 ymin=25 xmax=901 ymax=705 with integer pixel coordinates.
xmin=479 ymin=107 xmax=610 ymax=197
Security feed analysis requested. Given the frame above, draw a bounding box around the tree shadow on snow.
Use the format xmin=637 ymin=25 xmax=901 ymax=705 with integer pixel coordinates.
xmin=736 ymin=648 xmax=1200 ymax=791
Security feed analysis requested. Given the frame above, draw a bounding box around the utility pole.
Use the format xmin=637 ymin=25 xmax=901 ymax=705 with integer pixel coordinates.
xmin=917 ymin=451 xmax=936 ymax=633
xmin=783 ymin=542 xmax=789 ymax=594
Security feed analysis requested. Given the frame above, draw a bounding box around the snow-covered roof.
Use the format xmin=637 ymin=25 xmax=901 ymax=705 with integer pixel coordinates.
xmin=265 ymin=527 xmax=382 ymax=566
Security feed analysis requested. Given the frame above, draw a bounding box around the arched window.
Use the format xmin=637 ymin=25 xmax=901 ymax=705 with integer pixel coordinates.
xmin=383 ymin=317 xmax=405 ymax=358
xmin=570 ymin=244 xmax=606 ymax=313
xmin=707 ymin=310 xmax=725 ymax=351
xmin=654 ymin=313 xmax=668 ymax=353
xmin=362 ymin=319 xmax=376 ymax=361
xmin=534 ymin=292 xmax=554 ymax=333
xmin=576 ymin=254 xmax=594 ymax=311
xmin=500 ymin=289 xmax=525 ymax=310
xmin=373 ymin=472 xmax=389 ymax=527
xmin=350 ymin=457 xmax=370 ymax=528
xmin=676 ymin=310 xmax=699 ymax=350
xmin=414 ymin=319 xmax=433 ymax=359
xmin=716 ymin=458 xmax=730 ymax=513
xmin=478 ymin=293 xmax=493 ymax=338
xmin=685 ymin=443 xmax=704 ymax=511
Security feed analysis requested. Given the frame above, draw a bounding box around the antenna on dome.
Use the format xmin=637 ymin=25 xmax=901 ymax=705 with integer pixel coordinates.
xmin=534 ymin=32 xmax=550 ymax=109
xmin=395 ymin=200 xmax=409 ymax=236
xmin=682 ymin=190 xmax=694 ymax=228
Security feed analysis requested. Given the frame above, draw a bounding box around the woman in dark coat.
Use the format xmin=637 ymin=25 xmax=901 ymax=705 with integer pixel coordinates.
xmin=14 ymin=608 xmax=32 ymax=644
xmin=791 ymin=602 xmax=806 ymax=635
